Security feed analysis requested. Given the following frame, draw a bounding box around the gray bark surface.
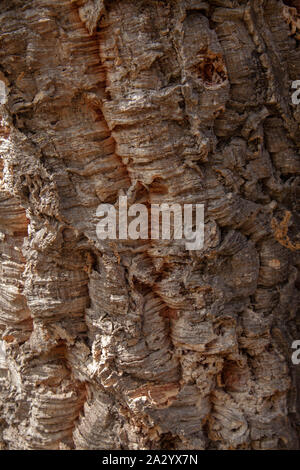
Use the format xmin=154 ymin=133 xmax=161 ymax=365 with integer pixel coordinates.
xmin=0 ymin=0 xmax=299 ymax=449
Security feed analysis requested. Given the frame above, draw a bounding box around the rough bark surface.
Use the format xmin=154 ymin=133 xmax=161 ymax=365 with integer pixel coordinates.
xmin=0 ymin=0 xmax=299 ymax=450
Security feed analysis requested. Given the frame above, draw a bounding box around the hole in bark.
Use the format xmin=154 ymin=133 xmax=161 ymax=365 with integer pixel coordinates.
xmin=192 ymin=51 xmax=227 ymax=88
xmin=148 ymin=177 xmax=168 ymax=194
xmin=159 ymin=432 xmax=180 ymax=450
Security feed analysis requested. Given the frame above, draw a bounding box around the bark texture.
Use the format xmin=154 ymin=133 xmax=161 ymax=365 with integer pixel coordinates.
xmin=0 ymin=0 xmax=299 ymax=450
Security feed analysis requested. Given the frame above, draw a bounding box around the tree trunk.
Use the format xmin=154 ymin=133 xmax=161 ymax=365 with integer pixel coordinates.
xmin=0 ymin=0 xmax=299 ymax=450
